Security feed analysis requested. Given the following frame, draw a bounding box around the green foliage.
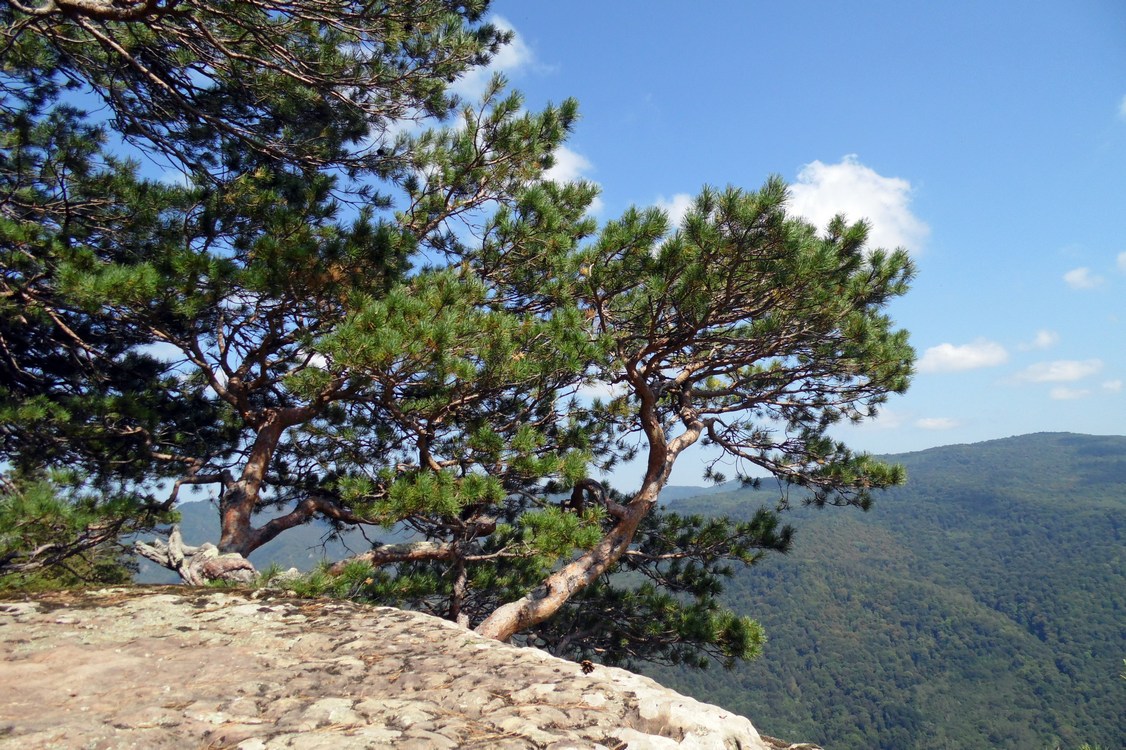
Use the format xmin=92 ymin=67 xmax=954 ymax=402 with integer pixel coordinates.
xmin=4 ymin=0 xmax=916 ymax=674
xmin=641 ymin=434 xmax=1126 ymax=750
xmin=537 ymin=577 xmax=769 ymax=670
xmin=580 ymin=179 xmax=915 ymax=509
xmin=3 ymin=0 xmax=598 ymax=552
xmin=517 ymin=501 xmax=793 ymax=668
xmin=0 ymin=473 xmax=172 ymax=589
xmin=372 ymin=470 xmax=506 ymax=524
xmin=515 ymin=506 xmax=604 ymax=558
xmin=3 ymin=0 xmax=510 ymax=180
xmin=0 ymin=101 xmax=230 ymax=483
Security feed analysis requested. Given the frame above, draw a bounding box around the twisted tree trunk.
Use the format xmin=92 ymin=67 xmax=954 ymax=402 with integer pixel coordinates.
xmin=475 ymin=373 xmax=704 ymax=642
xmin=135 ymin=525 xmax=256 ymax=586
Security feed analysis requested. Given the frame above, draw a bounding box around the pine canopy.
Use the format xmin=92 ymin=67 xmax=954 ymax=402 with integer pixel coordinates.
xmin=1 ymin=0 xmax=914 ymax=667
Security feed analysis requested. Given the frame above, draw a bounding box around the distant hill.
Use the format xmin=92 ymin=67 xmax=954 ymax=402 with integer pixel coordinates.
xmin=639 ymin=432 xmax=1126 ymax=750
xmin=653 ymin=482 xmax=744 ymax=502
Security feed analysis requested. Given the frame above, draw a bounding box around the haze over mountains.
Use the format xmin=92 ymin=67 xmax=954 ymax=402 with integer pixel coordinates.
xmin=139 ymin=433 xmax=1125 ymax=749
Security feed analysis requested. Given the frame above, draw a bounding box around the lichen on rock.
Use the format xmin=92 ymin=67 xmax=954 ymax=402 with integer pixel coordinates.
xmin=0 ymin=588 xmax=821 ymax=749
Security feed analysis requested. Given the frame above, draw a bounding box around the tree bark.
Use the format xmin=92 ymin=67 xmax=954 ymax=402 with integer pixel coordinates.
xmin=327 ymin=541 xmax=465 ymax=574
xmin=217 ymin=416 xmax=285 ymax=555
xmin=474 ymin=480 xmax=661 ymax=642
xmin=475 ymin=377 xmax=705 ymax=642
xmin=135 ymin=525 xmax=256 ymax=586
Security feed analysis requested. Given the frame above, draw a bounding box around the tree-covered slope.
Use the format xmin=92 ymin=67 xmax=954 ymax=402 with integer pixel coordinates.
xmin=643 ymin=433 xmax=1125 ymax=750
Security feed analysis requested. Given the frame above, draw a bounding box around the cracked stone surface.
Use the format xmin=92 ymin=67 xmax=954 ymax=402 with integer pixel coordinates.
xmin=0 ymin=588 xmax=821 ymax=749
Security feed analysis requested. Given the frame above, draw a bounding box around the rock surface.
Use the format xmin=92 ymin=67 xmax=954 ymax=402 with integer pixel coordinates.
xmin=0 ymin=588 xmax=820 ymax=749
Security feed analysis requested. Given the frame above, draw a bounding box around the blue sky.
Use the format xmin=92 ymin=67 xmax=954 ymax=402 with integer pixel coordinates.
xmin=463 ymin=0 xmax=1126 ymax=484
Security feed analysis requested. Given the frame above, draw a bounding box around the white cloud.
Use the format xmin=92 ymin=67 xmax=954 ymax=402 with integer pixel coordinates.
xmin=787 ymin=155 xmax=929 ymax=254
xmin=543 ymin=146 xmax=592 ymax=182
xmin=917 ymin=339 xmax=1008 ymax=373
xmin=1049 ymin=386 xmax=1090 ymax=400
xmin=916 ymin=417 xmax=960 ymax=430
xmin=1119 ymin=95 xmax=1126 ymax=121
xmin=655 ymin=193 xmax=694 ymax=228
xmin=1117 ymin=251 xmax=1126 ymax=274
xmin=1016 ymin=359 xmax=1103 ymax=383
xmin=543 ymin=145 xmax=603 ymax=214
xmin=451 ymin=16 xmax=537 ymax=101
xmin=1018 ymin=329 xmax=1059 ymax=351
xmin=1063 ymin=266 xmax=1105 ymax=290
xmin=1102 ymin=379 xmax=1123 ymax=392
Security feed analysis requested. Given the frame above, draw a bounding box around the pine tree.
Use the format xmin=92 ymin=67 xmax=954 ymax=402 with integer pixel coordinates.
xmin=475 ymin=182 xmax=914 ymax=641
xmin=4 ymin=0 xmax=595 ymax=584
xmin=2 ymin=0 xmax=915 ymax=667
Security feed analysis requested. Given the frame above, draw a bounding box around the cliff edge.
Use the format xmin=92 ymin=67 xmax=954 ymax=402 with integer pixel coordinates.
xmin=0 ymin=588 xmax=820 ymax=749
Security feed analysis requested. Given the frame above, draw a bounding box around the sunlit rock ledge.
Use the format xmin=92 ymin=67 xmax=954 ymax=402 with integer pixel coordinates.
xmin=0 ymin=587 xmax=822 ymax=749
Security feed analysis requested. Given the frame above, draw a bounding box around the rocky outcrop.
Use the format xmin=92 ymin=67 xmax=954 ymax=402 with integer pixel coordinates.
xmin=0 ymin=588 xmax=821 ymax=749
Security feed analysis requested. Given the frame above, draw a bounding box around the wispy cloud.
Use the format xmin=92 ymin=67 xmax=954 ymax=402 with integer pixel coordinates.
xmin=1063 ymin=266 xmax=1105 ymax=290
xmin=1016 ymin=359 xmax=1103 ymax=383
xmin=1102 ymin=379 xmax=1122 ymax=392
xmin=655 ymin=193 xmax=694 ymax=228
xmin=1118 ymin=94 xmax=1126 ymax=121
xmin=136 ymin=342 xmax=184 ymax=363
xmin=916 ymin=417 xmax=960 ymax=430
xmin=1018 ymin=329 xmax=1059 ymax=351
xmin=845 ymin=407 xmax=908 ymax=431
xmin=1117 ymin=251 xmax=1126 ymax=274
xmin=576 ymin=379 xmax=629 ymax=401
xmin=1049 ymin=386 xmax=1090 ymax=400
xmin=917 ymin=339 xmax=1008 ymax=373
xmin=787 ymin=155 xmax=929 ymax=254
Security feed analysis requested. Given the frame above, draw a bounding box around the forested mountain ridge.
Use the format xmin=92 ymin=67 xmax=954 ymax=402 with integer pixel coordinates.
xmin=642 ymin=432 xmax=1125 ymax=750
